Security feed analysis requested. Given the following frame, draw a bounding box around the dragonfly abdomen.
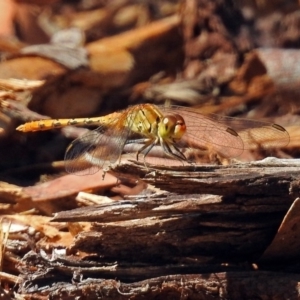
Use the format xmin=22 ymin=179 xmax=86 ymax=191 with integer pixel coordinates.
xmin=16 ymin=112 xmax=121 ymax=132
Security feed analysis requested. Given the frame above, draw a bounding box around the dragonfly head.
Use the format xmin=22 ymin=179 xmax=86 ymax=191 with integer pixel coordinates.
xmin=158 ymin=114 xmax=186 ymax=141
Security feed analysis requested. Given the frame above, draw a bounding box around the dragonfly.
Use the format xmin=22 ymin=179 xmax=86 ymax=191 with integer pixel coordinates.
xmin=16 ymin=103 xmax=290 ymax=175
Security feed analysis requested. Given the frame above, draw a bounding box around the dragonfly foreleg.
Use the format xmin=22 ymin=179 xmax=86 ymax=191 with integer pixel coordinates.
xmin=160 ymin=140 xmax=188 ymax=162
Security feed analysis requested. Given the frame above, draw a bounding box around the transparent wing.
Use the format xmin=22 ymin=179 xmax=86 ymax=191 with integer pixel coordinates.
xmin=161 ymin=106 xmax=244 ymax=157
xmin=217 ymin=117 xmax=290 ymax=150
xmin=161 ymin=105 xmax=289 ymax=158
xmin=65 ymin=125 xmax=131 ymax=175
xmin=64 ymin=105 xmax=153 ymax=175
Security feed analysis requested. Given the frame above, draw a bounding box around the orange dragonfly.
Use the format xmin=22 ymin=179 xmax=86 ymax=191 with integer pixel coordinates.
xmin=16 ymin=103 xmax=290 ymax=175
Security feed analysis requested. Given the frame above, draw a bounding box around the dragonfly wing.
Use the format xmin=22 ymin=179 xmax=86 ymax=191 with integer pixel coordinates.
xmin=161 ymin=106 xmax=245 ymax=158
xmin=214 ymin=117 xmax=290 ymax=150
xmin=65 ymin=124 xmax=132 ymax=175
xmin=161 ymin=106 xmax=290 ymax=157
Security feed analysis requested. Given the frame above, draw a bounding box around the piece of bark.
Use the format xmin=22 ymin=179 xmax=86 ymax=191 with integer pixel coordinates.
xmin=15 ymin=15 xmax=182 ymax=118
xmin=257 ymin=48 xmax=300 ymax=91
xmin=0 ymin=170 xmax=120 ymax=215
xmin=114 ymin=157 xmax=300 ymax=196
xmin=86 ymin=14 xmax=183 ymax=87
xmin=0 ymin=0 xmax=15 ymax=37
xmin=49 ymin=159 xmax=300 ymax=267
xmin=7 ymin=158 xmax=300 ymax=298
xmin=0 ymin=56 xmax=67 ymax=80
xmin=261 ymin=197 xmax=300 ymax=262
xmin=19 ymin=28 xmax=88 ymax=69
xmin=18 ymin=271 xmax=300 ymax=300
xmin=248 ymin=48 xmax=300 ymax=118
xmin=20 ymin=171 xmax=119 ymax=215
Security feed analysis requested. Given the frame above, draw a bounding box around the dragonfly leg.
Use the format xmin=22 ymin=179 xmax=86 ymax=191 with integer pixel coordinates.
xmin=135 ymin=138 xmax=156 ymax=161
xmin=141 ymin=143 xmax=157 ymax=167
xmin=160 ymin=140 xmax=187 ymax=162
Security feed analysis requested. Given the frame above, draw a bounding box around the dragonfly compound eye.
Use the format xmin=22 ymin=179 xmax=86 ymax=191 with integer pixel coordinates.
xmin=159 ymin=114 xmax=186 ymax=140
xmin=173 ymin=114 xmax=186 ymax=140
